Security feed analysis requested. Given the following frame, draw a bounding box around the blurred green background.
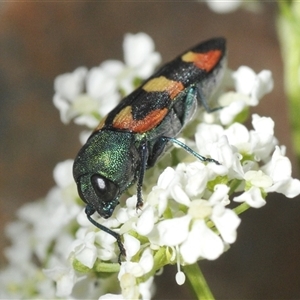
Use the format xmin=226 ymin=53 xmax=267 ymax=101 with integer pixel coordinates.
xmin=0 ymin=2 xmax=299 ymax=299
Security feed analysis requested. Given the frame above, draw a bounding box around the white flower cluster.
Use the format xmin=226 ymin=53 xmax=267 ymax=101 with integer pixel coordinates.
xmin=204 ymin=0 xmax=262 ymax=14
xmin=53 ymin=32 xmax=161 ymax=129
xmin=1 ymin=33 xmax=300 ymax=300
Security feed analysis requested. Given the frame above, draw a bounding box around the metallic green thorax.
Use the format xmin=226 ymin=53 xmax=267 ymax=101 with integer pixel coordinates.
xmin=73 ymin=130 xmax=140 ymax=218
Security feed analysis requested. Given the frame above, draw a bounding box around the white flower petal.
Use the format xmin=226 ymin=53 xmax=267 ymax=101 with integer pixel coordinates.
xmin=139 ymin=248 xmax=154 ymax=274
xmin=97 ymin=245 xmax=116 ymax=262
xmin=206 ymin=0 xmax=241 ymax=13
xmin=123 ymin=234 xmax=140 ymax=259
xmin=156 ymin=215 xmax=191 ymax=246
xmin=233 ymin=66 xmax=256 ymax=96
xmin=261 ymin=146 xmax=300 ymax=198
xmin=54 ymin=67 xmax=87 ymax=100
xmin=280 ymin=178 xmax=300 ymax=198
xmin=211 ymin=204 xmax=241 ymax=244
xmin=266 ymin=178 xmax=300 ymax=198
xmin=74 ymin=114 xmax=99 ymax=128
xmin=225 ymin=123 xmax=250 ymax=148
xmin=72 ymin=232 xmax=97 ymax=268
xmin=210 ymin=136 xmax=235 ymax=169
xmin=120 ymin=272 xmax=139 ymax=299
xmin=184 ymin=163 xmax=209 ymax=197
xmin=75 ymin=244 xmax=97 ymax=269
xmin=86 ymin=67 xmax=117 ymax=99
xmin=139 ymin=277 xmax=155 ymax=300
xmin=79 ymin=130 xmax=92 ymax=145
xmin=195 ymin=123 xmax=224 ymax=153
xmin=136 ymin=206 xmax=155 ymax=236
xmin=99 ymin=294 xmax=124 ymax=300
xmin=188 ymin=200 xmax=212 ymax=220
xmin=268 ymin=147 xmax=292 ymax=181
xmin=244 ymin=170 xmax=273 ymax=188
xmin=219 ymin=96 xmax=247 ymax=125
xmin=171 ymin=184 xmax=191 ymax=206
xmin=233 ymin=186 xmax=266 ymax=208
xmin=146 ymin=188 xmax=168 ymax=217
xmin=208 ymin=184 xmax=230 ymax=205
xmin=136 ymin=52 xmax=161 ymax=78
xmin=251 ymin=70 xmax=274 ymax=102
xmin=252 ymin=114 xmax=274 ymax=136
xmin=53 ymin=160 xmax=74 ymax=188
xmin=44 ymin=266 xmax=77 ymax=297
xmin=180 ymin=220 xmax=224 ymax=263
xmin=123 ymin=32 xmax=155 ymax=68
xmin=100 ymin=59 xmax=125 ymax=76
xmin=53 ymin=94 xmax=71 ymax=123
xmin=232 ymin=67 xmax=273 ymax=106
xmin=156 ymin=167 xmax=177 ymax=189
xmin=250 ymin=115 xmax=277 ymax=160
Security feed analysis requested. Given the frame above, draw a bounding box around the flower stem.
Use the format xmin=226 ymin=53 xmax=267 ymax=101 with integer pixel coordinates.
xmin=277 ymin=1 xmax=300 ymax=167
xmin=183 ymin=263 xmax=215 ymax=300
xmin=233 ymin=202 xmax=250 ymax=215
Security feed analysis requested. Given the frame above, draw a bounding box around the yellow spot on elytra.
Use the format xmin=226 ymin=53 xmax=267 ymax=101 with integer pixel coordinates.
xmin=143 ymin=76 xmax=184 ymax=99
xmin=112 ymin=106 xmax=132 ymax=128
xmin=94 ymin=116 xmax=107 ymax=132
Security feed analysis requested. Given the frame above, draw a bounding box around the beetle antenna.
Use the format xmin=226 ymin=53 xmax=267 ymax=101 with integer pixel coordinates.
xmin=85 ymin=205 xmax=126 ymax=264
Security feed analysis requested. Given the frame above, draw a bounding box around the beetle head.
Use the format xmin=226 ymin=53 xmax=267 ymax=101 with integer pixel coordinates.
xmin=73 ymin=130 xmax=140 ymax=218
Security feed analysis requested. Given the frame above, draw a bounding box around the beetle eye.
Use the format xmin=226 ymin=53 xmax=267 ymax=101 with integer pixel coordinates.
xmin=91 ymin=174 xmax=119 ymax=202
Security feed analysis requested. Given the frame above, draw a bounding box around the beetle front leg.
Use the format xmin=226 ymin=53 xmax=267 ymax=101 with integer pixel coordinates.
xmin=136 ymin=142 xmax=149 ymax=210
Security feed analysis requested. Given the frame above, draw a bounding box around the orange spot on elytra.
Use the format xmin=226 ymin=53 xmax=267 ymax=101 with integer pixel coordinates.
xmin=113 ymin=106 xmax=168 ymax=133
xmin=182 ymin=50 xmax=222 ymax=72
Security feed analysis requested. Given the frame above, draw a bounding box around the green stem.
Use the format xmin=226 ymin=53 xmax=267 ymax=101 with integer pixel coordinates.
xmin=183 ymin=263 xmax=215 ymax=300
xmin=233 ymin=202 xmax=250 ymax=215
xmin=277 ymin=1 xmax=300 ymax=168
xmin=228 ymin=179 xmax=242 ymax=196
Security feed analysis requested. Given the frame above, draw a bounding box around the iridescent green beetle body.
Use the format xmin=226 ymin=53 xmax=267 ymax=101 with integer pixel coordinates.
xmin=73 ymin=37 xmax=226 ymax=261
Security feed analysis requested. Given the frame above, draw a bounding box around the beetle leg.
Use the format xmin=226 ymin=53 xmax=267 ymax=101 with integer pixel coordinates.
xmin=161 ymin=136 xmax=220 ymax=165
xmin=195 ymin=83 xmax=222 ymax=113
xmin=136 ymin=142 xmax=149 ymax=210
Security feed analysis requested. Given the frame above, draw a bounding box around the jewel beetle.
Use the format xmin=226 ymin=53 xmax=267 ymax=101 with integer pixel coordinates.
xmin=73 ymin=37 xmax=227 ymax=262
